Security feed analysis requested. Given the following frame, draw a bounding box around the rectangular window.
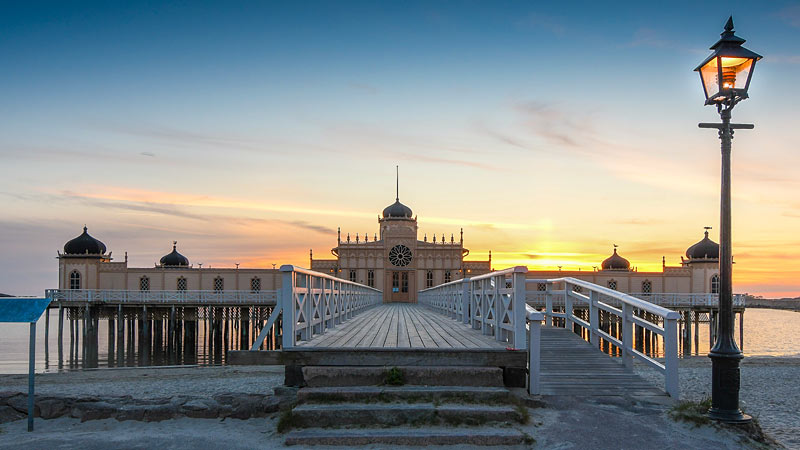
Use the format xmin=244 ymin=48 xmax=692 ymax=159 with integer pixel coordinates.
xmin=367 ymin=270 xmax=374 ymax=287
xmin=401 ymin=272 xmax=408 ymax=293
xmin=349 ymin=270 xmax=357 ymax=283
xmin=444 ymin=270 xmax=451 ymax=284
xmin=537 ymin=283 xmax=547 ymax=292
xmin=607 ymin=280 xmax=617 ymax=291
xmin=392 ymin=272 xmax=399 ymax=292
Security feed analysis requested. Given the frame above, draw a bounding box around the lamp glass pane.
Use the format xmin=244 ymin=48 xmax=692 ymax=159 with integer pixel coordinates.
xmin=720 ymin=57 xmax=753 ymax=90
xmin=699 ymin=58 xmax=720 ymax=99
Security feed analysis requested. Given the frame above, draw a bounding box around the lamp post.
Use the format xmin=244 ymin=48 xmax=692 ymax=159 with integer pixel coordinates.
xmin=694 ymin=16 xmax=761 ymax=424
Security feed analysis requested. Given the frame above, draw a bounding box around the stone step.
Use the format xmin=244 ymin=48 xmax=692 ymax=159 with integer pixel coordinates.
xmin=302 ymin=365 xmax=504 ymax=387
xmin=297 ymin=386 xmax=513 ymax=404
xmin=289 ymin=402 xmax=525 ymax=428
xmin=284 ymin=427 xmax=530 ymax=446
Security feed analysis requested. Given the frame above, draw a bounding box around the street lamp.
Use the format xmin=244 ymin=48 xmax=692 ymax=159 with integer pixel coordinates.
xmin=694 ymin=16 xmax=761 ymax=424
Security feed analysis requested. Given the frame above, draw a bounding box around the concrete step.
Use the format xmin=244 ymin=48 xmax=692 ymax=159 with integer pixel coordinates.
xmin=284 ymin=427 xmax=530 ymax=446
xmin=297 ymin=385 xmax=513 ymax=404
xmin=290 ymin=402 xmax=525 ymax=428
xmin=302 ymin=365 xmax=505 ymax=387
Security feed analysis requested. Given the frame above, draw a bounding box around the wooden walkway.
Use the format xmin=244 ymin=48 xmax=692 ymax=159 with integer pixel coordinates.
xmin=296 ymin=303 xmax=507 ymax=349
xmin=538 ymin=327 xmax=664 ymax=396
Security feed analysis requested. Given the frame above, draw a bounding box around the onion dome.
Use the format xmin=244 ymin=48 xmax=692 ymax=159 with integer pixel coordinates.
xmin=160 ymin=241 xmax=189 ymax=267
xmin=382 ymin=198 xmax=413 ymax=218
xmin=63 ymin=226 xmax=107 ymax=256
xmin=601 ymin=247 xmax=630 ymax=271
xmin=686 ymin=229 xmax=719 ymax=260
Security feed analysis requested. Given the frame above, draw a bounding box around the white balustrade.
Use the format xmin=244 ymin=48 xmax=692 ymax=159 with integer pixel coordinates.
xmin=277 ymin=265 xmax=382 ymax=349
xmin=527 ymin=291 xmax=745 ymax=309
xmin=420 ymin=266 xmax=529 ymax=349
xmin=528 ymin=277 xmax=680 ymax=399
xmin=45 ymin=289 xmax=277 ymax=305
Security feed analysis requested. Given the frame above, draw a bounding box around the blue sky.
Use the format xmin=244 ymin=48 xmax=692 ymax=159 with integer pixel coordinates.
xmin=1 ymin=1 xmax=799 ymax=296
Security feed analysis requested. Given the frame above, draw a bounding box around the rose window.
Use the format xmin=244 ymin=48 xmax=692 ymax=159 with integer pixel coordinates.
xmin=388 ymin=245 xmax=413 ymax=267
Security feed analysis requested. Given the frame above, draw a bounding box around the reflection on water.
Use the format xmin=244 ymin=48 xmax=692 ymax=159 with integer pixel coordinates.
xmin=0 ymin=306 xmax=278 ymax=374
xmin=0 ymin=307 xmax=798 ymax=374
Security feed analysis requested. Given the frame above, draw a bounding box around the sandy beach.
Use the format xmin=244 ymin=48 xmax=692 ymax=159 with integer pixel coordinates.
xmin=636 ymin=356 xmax=800 ymax=448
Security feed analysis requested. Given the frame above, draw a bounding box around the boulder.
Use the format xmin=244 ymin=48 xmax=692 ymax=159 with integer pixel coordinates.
xmin=37 ymin=397 xmax=72 ymax=419
xmin=71 ymin=401 xmax=117 ymax=422
xmin=0 ymin=405 xmax=25 ymax=423
xmin=181 ymin=399 xmax=221 ymax=419
xmin=143 ymin=404 xmax=178 ymax=422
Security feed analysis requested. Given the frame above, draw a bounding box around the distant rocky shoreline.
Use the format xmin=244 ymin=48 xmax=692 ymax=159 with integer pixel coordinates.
xmin=745 ymin=297 xmax=800 ymax=311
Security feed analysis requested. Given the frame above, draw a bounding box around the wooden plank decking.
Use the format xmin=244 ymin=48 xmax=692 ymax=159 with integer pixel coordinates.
xmin=538 ymin=327 xmax=665 ymax=396
xmin=296 ymin=303 xmax=507 ymax=350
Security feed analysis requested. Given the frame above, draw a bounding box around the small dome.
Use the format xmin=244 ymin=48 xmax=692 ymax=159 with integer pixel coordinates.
xmin=382 ymin=199 xmax=413 ymax=218
xmin=63 ymin=226 xmax=107 ymax=256
xmin=601 ymin=247 xmax=630 ymax=271
xmin=686 ymin=229 xmax=719 ymax=260
xmin=160 ymin=242 xmax=189 ymax=267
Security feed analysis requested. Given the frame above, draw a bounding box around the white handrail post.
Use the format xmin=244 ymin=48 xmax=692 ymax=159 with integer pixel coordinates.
xmin=589 ymin=290 xmax=599 ymax=345
xmin=664 ymin=314 xmax=680 ymax=398
xmin=493 ymin=274 xmax=502 ymax=342
xmin=280 ymin=266 xmax=295 ymax=349
xmin=513 ymin=267 xmax=528 ymax=350
xmin=545 ymin=282 xmax=552 ymax=327
xmin=564 ymin=281 xmax=573 ymax=331
xmin=462 ymin=278 xmax=470 ymax=325
xmin=528 ymin=317 xmax=541 ymax=395
xmin=621 ymin=302 xmax=633 ymax=370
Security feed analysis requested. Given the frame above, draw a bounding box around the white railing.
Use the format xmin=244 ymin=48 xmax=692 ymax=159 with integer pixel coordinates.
xmin=273 ymin=265 xmax=382 ymax=349
xmin=418 ymin=266 xmax=540 ymax=395
xmin=528 ymin=278 xmax=680 ymax=398
xmin=526 ymin=292 xmax=745 ymax=309
xmin=419 ymin=266 xmax=529 ymax=350
xmin=45 ymin=289 xmax=277 ymax=305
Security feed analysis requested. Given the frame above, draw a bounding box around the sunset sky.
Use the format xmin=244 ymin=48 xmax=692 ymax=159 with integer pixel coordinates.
xmin=2 ymin=1 xmax=799 ymax=297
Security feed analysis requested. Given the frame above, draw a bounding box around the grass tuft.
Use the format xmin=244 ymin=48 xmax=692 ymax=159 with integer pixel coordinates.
xmin=276 ymin=409 xmax=301 ymax=433
xmin=668 ymin=397 xmax=712 ymax=427
xmin=382 ymin=367 xmax=405 ymax=386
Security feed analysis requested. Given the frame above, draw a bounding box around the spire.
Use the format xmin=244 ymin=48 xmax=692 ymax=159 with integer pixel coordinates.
xmin=396 ymin=165 xmax=399 ymax=201
xmin=460 ymin=228 xmax=463 ymax=244
xmin=173 ymin=240 xmax=177 ymax=250
xmin=724 ymin=16 xmax=734 ymax=34
xmin=704 ymin=226 xmax=712 ymax=238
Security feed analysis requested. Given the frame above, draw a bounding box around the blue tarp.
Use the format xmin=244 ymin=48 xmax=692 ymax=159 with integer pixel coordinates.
xmin=0 ymin=298 xmax=51 ymax=323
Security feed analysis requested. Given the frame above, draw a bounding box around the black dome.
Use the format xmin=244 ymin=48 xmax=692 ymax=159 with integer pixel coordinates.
xmin=601 ymin=247 xmax=630 ymax=271
xmin=63 ymin=226 xmax=107 ymax=256
xmin=686 ymin=230 xmax=719 ymax=260
xmin=382 ymin=199 xmax=413 ymax=218
xmin=160 ymin=242 xmax=189 ymax=267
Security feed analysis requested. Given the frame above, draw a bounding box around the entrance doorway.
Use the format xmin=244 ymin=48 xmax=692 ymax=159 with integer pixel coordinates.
xmin=387 ymin=270 xmax=413 ymax=302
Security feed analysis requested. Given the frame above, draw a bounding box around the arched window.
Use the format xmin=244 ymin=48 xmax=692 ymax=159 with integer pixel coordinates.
xmin=177 ymin=277 xmax=187 ymax=291
xmin=69 ymin=271 xmax=81 ymax=290
xmin=426 ymin=270 xmax=433 ymax=288
xmin=711 ymin=274 xmax=720 ymax=294
xmin=642 ymin=280 xmax=652 ymax=296
xmin=214 ymin=277 xmax=224 ymax=293
xmin=139 ymin=276 xmax=150 ymax=291
xmin=367 ymin=270 xmax=375 ymax=288
xmin=250 ymin=277 xmax=261 ymax=293
xmin=444 ymin=270 xmax=452 ymax=283
xmin=607 ymin=280 xmax=617 ymax=291
xmin=349 ymin=270 xmax=357 ymax=283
